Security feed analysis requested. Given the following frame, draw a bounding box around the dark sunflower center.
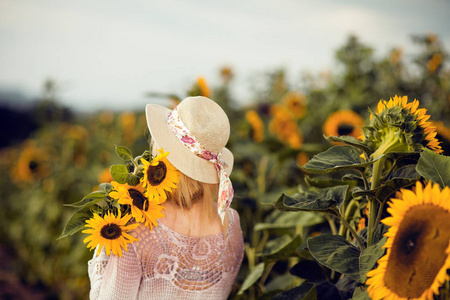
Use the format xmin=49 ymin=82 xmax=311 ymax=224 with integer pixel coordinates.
xmin=384 ymin=205 xmax=450 ymax=298
xmin=100 ymin=223 xmax=122 ymax=240
xmin=147 ymin=161 xmax=167 ymax=186
xmin=338 ymin=124 xmax=355 ymax=136
xmin=129 ymin=189 xmax=148 ymax=211
xmin=29 ymin=160 xmax=39 ymax=172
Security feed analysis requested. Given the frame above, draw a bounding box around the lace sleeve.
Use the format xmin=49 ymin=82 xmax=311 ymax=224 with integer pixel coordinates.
xmin=88 ymin=246 xmax=109 ymax=299
xmin=87 ymin=244 xmax=142 ymax=300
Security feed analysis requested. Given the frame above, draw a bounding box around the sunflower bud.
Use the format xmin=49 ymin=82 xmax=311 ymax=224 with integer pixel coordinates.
xmin=362 ymin=95 xmax=442 ymax=159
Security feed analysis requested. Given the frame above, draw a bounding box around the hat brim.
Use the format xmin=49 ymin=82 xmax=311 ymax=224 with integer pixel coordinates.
xmin=145 ymin=104 xmax=233 ymax=184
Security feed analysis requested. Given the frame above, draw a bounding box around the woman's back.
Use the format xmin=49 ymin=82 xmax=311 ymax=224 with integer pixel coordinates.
xmin=88 ymin=208 xmax=244 ymax=300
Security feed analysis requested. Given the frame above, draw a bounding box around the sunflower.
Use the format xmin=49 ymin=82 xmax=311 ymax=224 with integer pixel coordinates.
xmin=366 ymin=181 xmax=450 ymax=300
xmin=98 ymin=168 xmax=113 ymax=183
xmin=141 ymin=149 xmax=180 ymax=202
xmin=427 ymin=53 xmax=442 ymax=74
xmin=120 ymin=112 xmax=136 ymax=145
xmin=432 ymin=121 xmax=450 ymax=143
xmin=296 ymin=151 xmax=309 ymax=167
xmin=109 ymin=181 xmax=165 ymax=229
xmin=11 ymin=140 xmax=51 ymax=184
xmin=427 ymin=32 xmax=438 ymax=44
xmin=197 ymin=77 xmax=211 ymax=98
xmin=220 ymin=66 xmax=234 ymax=83
xmin=82 ymin=210 xmax=139 ymax=257
xmin=323 ymin=110 xmax=364 ymax=140
xmin=245 ymin=110 xmax=264 ymax=143
xmin=364 ymin=95 xmax=442 ymax=159
xmin=431 ymin=121 xmax=450 ymax=155
xmin=283 ymin=92 xmax=307 ymax=119
xmin=269 ymin=104 xmax=303 ymax=149
xmin=66 ymin=125 xmax=89 ymax=167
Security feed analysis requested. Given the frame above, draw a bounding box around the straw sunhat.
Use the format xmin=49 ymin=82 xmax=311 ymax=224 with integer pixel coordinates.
xmin=145 ymin=96 xmax=233 ymax=184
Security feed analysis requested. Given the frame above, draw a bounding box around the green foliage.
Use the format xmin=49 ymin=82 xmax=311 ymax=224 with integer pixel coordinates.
xmin=261 ymin=235 xmax=303 ymax=264
xmin=237 ymin=262 xmax=265 ymax=295
xmin=416 ymin=148 xmax=450 ymax=188
xmin=274 ymin=185 xmax=349 ymax=214
xmin=114 ymin=145 xmax=133 ymax=161
xmin=307 ymin=234 xmax=386 ymax=283
xmin=63 ymin=191 xmax=107 ymax=209
xmin=301 ymin=146 xmax=375 ymax=174
xmin=58 ymin=207 xmax=93 ymax=240
xmin=272 ymin=282 xmax=317 ymax=299
xmin=325 ymin=136 xmax=372 ymax=155
xmin=110 ymin=164 xmax=129 ymax=184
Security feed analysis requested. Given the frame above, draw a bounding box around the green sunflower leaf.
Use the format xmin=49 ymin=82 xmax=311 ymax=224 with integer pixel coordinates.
xmin=114 ymin=145 xmax=133 ymax=161
xmin=301 ymin=146 xmax=376 ymax=174
xmin=99 ymin=183 xmax=113 ymax=192
xmin=358 ymin=237 xmax=386 ymax=282
xmin=254 ymin=211 xmax=325 ymax=231
xmin=110 ymin=164 xmax=129 ymax=184
xmin=416 ymin=148 xmax=450 ymax=189
xmin=237 ymin=262 xmax=265 ymax=295
xmin=271 ymin=282 xmax=317 ymax=300
xmin=325 ymin=135 xmax=372 ymax=155
xmin=127 ymin=174 xmax=141 ymax=186
xmin=307 ymin=234 xmax=387 ymax=283
xmin=307 ymin=234 xmax=361 ymax=282
xmin=305 ymin=177 xmax=356 ymax=189
xmin=273 ymin=185 xmax=349 ymax=214
xmin=352 ymin=287 xmax=370 ymax=300
xmin=64 ymin=191 xmax=107 ymax=208
xmin=260 ymin=235 xmax=303 ymax=264
xmin=58 ymin=207 xmax=92 ymax=240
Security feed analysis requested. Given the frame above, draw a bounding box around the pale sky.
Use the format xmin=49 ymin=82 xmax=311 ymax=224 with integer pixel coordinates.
xmin=1 ymin=0 xmax=449 ymax=111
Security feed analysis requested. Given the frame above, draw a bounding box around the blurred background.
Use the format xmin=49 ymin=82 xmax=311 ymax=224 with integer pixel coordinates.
xmin=1 ymin=1 xmax=449 ymax=299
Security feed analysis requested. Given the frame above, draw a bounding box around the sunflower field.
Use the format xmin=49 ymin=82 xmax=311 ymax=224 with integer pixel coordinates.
xmin=1 ymin=33 xmax=450 ymax=300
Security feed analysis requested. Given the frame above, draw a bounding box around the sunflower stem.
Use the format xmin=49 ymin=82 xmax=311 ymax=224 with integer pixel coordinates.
xmin=380 ymin=157 xmax=396 ymax=182
xmin=357 ymin=169 xmax=370 ymax=191
xmin=324 ymin=214 xmax=338 ymax=235
xmin=133 ymin=165 xmax=143 ymax=175
xmin=257 ymin=155 xmax=269 ymax=195
xmin=258 ymin=261 xmax=275 ymax=289
xmin=332 ymin=208 xmax=365 ymax=251
xmin=256 ymin=230 xmax=269 ymax=253
xmin=343 ymin=216 xmax=365 ymax=251
xmin=368 ymin=156 xmax=385 ymax=246
xmin=131 ymin=157 xmax=144 ymax=175
xmin=373 ymin=200 xmax=386 ymax=237
xmin=338 ymin=199 xmax=359 ymax=238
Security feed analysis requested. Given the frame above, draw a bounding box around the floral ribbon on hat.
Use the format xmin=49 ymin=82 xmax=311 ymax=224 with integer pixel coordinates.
xmin=167 ymin=107 xmax=234 ymax=223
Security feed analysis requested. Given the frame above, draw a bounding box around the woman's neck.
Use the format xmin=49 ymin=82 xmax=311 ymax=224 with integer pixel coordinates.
xmin=159 ymin=199 xmax=222 ymax=236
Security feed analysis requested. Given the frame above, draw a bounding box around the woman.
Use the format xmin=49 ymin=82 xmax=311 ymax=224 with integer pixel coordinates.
xmin=88 ymin=96 xmax=244 ymax=299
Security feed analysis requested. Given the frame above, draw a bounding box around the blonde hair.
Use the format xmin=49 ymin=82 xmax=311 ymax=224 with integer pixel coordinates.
xmin=170 ymin=173 xmax=217 ymax=211
xmin=167 ymin=173 xmax=230 ymax=235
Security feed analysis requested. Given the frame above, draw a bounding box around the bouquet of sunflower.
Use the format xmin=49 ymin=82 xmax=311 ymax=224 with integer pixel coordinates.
xmin=59 ymin=146 xmax=180 ymax=257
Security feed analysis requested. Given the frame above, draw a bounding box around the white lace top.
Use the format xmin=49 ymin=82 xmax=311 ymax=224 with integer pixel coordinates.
xmin=88 ymin=208 xmax=244 ymax=300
